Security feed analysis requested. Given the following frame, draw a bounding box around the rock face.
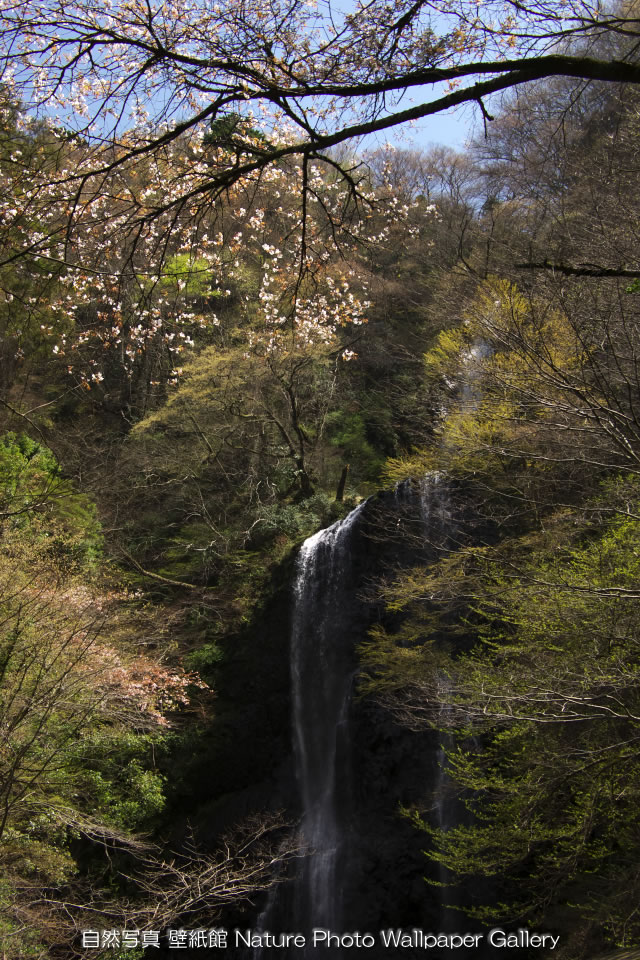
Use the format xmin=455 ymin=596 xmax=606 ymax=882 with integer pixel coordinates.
xmin=333 ymin=484 xmax=459 ymax=948
xmin=213 ymin=483 xmax=489 ymax=959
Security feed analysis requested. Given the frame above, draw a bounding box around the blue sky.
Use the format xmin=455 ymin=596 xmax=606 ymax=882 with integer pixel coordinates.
xmin=361 ymin=94 xmax=479 ymax=156
xmin=411 ymin=101 xmax=478 ymax=150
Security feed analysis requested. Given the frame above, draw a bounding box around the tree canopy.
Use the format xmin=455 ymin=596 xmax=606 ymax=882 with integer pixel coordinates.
xmin=2 ymin=0 xmax=640 ymax=283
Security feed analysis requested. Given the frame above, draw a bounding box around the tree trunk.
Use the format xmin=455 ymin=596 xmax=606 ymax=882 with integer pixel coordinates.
xmin=335 ymin=464 xmax=349 ymax=501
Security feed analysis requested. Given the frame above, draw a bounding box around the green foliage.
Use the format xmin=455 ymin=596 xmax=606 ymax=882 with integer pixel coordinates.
xmin=157 ymin=254 xmax=222 ymax=297
xmin=0 ymin=431 xmax=60 ymax=520
xmin=186 ymin=640 xmax=225 ymax=673
xmin=0 ymin=432 xmax=103 ymax=567
xmin=0 ymin=876 xmax=49 ymax=958
xmin=80 ymin=762 xmax=165 ymax=829
xmin=204 ymin=112 xmax=274 ymax=148
xmin=372 ymin=487 xmax=640 ymax=944
xmin=122 ymin=327 xmax=366 ymax=596
xmin=423 ymin=326 xmax=470 ymax=381
xmin=73 ymin=732 xmax=166 ymax=830
xmin=253 ymin=493 xmax=337 ymax=542
xmin=0 ymin=524 xmax=180 ymax=952
xmin=325 ymin=410 xmax=384 ymax=480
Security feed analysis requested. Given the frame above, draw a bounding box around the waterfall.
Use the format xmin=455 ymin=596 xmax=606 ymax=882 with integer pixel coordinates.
xmin=417 ymin=474 xmax=460 ymax=929
xmin=235 ymin=344 xmax=493 ymax=956
xmin=416 ymin=474 xmax=489 ymax=946
xmin=418 ymin=472 xmax=453 ymax=555
xmin=245 ymin=456 xmax=483 ymax=954
xmin=289 ymin=502 xmax=366 ymax=951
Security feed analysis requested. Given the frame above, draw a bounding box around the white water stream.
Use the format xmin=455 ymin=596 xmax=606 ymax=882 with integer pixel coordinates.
xmin=290 ymin=503 xmax=366 ymax=944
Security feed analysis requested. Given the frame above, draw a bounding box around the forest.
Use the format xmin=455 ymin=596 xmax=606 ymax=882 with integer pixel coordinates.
xmin=2 ymin=0 xmax=640 ymax=956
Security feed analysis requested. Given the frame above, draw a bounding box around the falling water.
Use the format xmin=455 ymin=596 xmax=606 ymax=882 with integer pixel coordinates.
xmin=418 ymin=472 xmax=453 ymax=554
xmin=416 ymin=474 xmax=460 ymax=931
xmin=289 ymin=502 xmax=367 ymax=951
xmin=241 ymin=345 xmax=491 ymax=956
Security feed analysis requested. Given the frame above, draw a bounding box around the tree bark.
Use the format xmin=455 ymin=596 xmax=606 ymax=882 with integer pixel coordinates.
xmin=335 ymin=464 xmax=349 ymax=502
